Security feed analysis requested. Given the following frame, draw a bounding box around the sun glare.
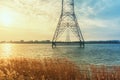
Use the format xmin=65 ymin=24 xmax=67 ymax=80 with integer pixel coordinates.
xmin=1 ymin=44 xmax=12 ymax=58
xmin=0 ymin=8 xmax=14 ymax=27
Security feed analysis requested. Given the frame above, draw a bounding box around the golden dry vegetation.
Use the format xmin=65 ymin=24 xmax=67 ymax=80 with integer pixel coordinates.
xmin=0 ymin=58 xmax=81 ymax=80
xmin=0 ymin=58 xmax=120 ymax=80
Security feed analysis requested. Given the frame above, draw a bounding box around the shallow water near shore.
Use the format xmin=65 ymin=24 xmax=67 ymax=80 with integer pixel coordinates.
xmin=0 ymin=43 xmax=120 ymax=66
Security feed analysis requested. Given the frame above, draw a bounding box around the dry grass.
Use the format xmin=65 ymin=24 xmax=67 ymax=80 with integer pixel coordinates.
xmin=0 ymin=58 xmax=81 ymax=80
xmin=0 ymin=58 xmax=120 ymax=80
xmin=90 ymin=65 xmax=120 ymax=80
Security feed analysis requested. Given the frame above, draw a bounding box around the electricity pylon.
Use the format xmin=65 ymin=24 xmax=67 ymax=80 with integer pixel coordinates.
xmin=52 ymin=0 xmax=85 ymax=48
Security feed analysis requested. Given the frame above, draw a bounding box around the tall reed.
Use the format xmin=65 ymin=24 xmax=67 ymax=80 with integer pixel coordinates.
xmin=0 ymin=58 xmax=120 ymax=80
xmin=0 ymin=58 xmax=82 ymax=80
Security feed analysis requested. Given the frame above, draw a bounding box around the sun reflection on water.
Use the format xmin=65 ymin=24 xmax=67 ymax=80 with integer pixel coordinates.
xmin=1 ymin=44 xmax=13 ymax=58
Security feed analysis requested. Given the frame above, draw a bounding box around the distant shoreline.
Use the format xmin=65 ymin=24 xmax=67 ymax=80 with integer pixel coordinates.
xmin=0 ymin=41 xmax=120 ymax=44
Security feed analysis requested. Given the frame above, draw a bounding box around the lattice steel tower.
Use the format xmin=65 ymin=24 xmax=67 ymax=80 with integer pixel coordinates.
xmin=52 ymin=0 xmax=85 ymax=47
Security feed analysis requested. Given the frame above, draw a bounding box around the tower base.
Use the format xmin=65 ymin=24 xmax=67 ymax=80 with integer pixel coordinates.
xmin=52 ymin=41 xmax=85 ymax=48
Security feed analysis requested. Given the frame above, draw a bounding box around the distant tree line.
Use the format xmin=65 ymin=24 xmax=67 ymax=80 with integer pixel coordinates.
xmin=0 ymin=40 xmax=51 ymax=44
xmin=85 ymin=40 xmax=120 ymax=44
xmin=0 ymin=40 xmax=120 ymax=44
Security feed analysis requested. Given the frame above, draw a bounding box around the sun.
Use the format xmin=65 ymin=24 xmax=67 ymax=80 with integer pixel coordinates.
xmin=0 ymin=7 xmax=14 ymax=27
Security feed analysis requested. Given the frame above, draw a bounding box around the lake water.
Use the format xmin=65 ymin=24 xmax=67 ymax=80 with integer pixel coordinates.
xmin=0 ymin=43 xmax=120 ymax=66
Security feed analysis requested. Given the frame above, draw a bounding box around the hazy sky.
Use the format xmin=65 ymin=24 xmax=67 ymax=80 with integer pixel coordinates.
xmin=0 ymin=0 xmax=120 ymax=41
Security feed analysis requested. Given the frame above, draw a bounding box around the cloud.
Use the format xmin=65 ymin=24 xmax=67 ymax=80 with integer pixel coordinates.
xmin=78 ymin=17 xmax=120 ymax=40
xmin=0 ymin=0 xmax=61 ymax=19
xmin=0 ymin=0 xmax=120 ymax=40
xmin=75 ymin=0 xmax=120 ymax=18
xmin=73 ymin=0 xmax=120 ymax=40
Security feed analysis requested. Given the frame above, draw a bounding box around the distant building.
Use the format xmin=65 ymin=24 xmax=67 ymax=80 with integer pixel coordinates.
xmin=10 ymin=40 xmax=13 ymax=43
xmin=20 ymin=40 xmax=24 ymax=43
xmin=41 ymin=40 xmax=51 ymax=43
xmin=34 ymin=40 xmax=39 ymax=43
xmin=45 ymin=40 xmax=51 ymax=42
xmin=27 ymin=40 xmax=34 ymax=43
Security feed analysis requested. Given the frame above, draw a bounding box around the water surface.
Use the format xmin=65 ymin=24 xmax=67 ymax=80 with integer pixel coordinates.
xmin=0 ymin=43 xmax=120 ymax=65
